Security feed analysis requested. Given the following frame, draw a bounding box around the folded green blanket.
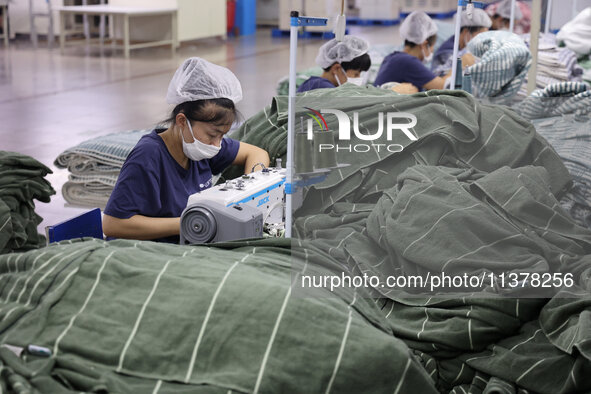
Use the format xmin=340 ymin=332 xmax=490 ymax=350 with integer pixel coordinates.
xmin=0 ymin=151 xmax=55 ymax=254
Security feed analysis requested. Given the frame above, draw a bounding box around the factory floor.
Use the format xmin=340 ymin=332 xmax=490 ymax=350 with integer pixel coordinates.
xmin=0 ymin=24 xmax=406 ymax=233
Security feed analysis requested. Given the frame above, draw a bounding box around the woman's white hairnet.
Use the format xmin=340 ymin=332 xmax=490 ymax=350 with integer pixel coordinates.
xmin=400 ymin=11 xmax=438 ymax=45
xmin=315 ymin=35 xmax=370 ymax=69
xmin=458 ymin=8 xmax=492 ymax=28
xmin=166 ymin=57 xmax=243 ymax=106
xmin=496 ymin=0 xmax=523 ymax=20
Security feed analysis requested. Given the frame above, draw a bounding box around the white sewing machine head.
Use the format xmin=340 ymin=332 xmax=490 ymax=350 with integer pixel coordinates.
xmin=180 ymin=167 xmax=286 ymax=244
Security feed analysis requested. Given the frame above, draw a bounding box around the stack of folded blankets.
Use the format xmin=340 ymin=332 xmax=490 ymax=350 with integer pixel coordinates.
xmin=517 ymin=33 xmax=585 ymax=98
xmin=54 ymin=129 xmax=151 ymax=208
xmin=0 ymin=151 xmax=55 ymax=254
xmin=557 ymin=8 xmax=591 ymax=85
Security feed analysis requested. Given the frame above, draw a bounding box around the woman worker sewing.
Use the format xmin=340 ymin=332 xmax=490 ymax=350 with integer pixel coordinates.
xmin=374 ymin=11 xmax=474 ymax=91
xmin=102 ymin=57 xmax=269 ymax=243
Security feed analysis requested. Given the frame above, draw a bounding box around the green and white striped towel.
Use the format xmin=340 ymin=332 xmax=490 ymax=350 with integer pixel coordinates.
xmin=467 ymin=31 xmax=532 ymax=102
xmin=516 ymin=82 xmax=591 ymax=119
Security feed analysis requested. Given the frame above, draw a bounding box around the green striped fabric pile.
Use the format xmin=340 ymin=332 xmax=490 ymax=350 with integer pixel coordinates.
xmin=516 ymin=81 xmax=591 ymax=120
xmin=0 ymin=238 xmax=438 ymax=393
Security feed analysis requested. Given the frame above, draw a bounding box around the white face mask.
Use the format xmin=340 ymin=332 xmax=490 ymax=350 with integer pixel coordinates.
xmin=181 ymin=119 xmax=221 ymax=161
xmin=422 ymin=46 xmax=433 ymax=64
xmin=347 ymin=77 xmax=364 ymax=86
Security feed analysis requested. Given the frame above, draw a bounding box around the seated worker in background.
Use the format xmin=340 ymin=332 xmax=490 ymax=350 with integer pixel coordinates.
xmin=297 ymin=35 xmax=371 ymax=93
xmin=432 ymin=8 xmax=491 ymax=77
xmin=488 ymin=0 xmax=525 ymax=31
xmin=102 ymin=57 xmax=269 ymax=243
xmin=297 ymin=35 xmax=417 ymax=94
xmin=374 ymin=11 xmax=450 ymax=91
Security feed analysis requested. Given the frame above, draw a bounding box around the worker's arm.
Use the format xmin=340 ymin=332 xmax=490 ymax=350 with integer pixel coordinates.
xmin=461 ymin=52 xmax=476 ymax=68
xmin=233 ymin=141 xmax=270 ymax=174
xmin=102 ymin=214 xmax=180 ymax=240
xmin=392 ymin=83 xmax=419 ymax=94
xmin=423 ymin=76 xmax=448 ymax=90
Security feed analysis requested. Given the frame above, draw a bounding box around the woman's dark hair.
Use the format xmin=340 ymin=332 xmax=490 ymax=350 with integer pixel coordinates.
xmin=322 ymin=53 xmax=372 ymax=72
xmin=461 ymin=25 xmax=487 ymax=34
xmin=492 ymin=14 xmax=510 ymax=25
xmin=341 ymin=53 xmax=371 ymax=72
xmin=404 ymin=34 xmax=437 ymax=48
xmin=164 ymin=98 xmax=241 ymax=126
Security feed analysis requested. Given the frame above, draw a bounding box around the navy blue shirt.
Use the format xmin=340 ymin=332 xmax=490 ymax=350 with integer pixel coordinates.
xmin=297 ymin=76 xmax=335 ymax=93
xmin=104 ymin=129 xmax=240 ymax=243
xmin=437 ymin=35 xmax=455 ymax=54
xmin=374 ymin=52 xmax=436 ymax=91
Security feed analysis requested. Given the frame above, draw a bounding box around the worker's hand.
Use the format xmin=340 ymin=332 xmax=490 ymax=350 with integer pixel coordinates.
xmin=392 ymin=83 xmax=419 ymax=95
xmin=461 ymin=53 xmax=476 ymax=68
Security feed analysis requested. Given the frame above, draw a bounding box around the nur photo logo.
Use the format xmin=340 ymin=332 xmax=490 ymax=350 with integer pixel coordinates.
xmin=304 ymin=107 xmax=418 ymax=153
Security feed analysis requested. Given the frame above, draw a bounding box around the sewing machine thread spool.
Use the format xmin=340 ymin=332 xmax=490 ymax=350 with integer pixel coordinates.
xmin=454 ymin=57 xmax=463 ymax=90
xmin=462 ymin=71 xmax=472 ymax=94
xmin=313 ymin=131 xmax=337 ymax=169
xmin=295 ymin=132 xmax=314 ymax=173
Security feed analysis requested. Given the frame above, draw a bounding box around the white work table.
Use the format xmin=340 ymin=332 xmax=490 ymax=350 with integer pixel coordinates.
xmin=54 ymin=5 xmax=178 ymax=57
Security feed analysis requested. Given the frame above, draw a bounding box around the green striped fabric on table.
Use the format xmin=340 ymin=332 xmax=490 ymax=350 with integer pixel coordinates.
xmin=0 ymin=238 xmax=438 ymax=393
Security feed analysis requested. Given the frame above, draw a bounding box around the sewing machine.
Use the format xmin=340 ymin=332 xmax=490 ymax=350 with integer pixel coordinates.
xmin=180 ymin=167 xmax=286 ymax=244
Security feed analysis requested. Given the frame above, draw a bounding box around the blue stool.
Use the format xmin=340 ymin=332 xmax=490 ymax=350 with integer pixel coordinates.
xmin=45 ymin=208 xmax=103 ymax=244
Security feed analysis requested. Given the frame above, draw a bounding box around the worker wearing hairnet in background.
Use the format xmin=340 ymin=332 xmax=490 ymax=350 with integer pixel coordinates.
xmin=374 ymin=11 xmax=449 ymax=91
xmin=103 ymin=57 xmax=269 ymax=243
xmin=299 ymin=35 xmax=418 ymax=94
xmin=431 ymin=8 xmax=491 ymax=77
xmin=297 ymin=35 xmax=372 ymax=93
xmin=489 ymin=0 xmax=523 ymax=30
